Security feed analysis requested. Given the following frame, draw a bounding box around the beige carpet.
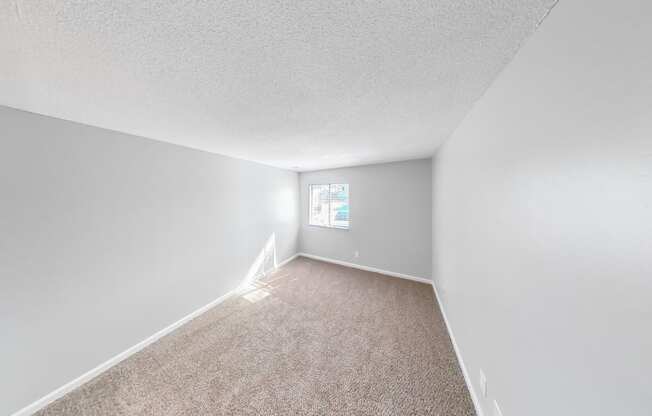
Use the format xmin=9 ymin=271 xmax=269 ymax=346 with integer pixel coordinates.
xmin=37 ymin=257 xmax=476 ymax=415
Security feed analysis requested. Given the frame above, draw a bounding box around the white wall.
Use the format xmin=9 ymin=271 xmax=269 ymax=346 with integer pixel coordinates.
xmin=300 ymin=159 xmax=432 ymax=279
xmin=432 ymin=1 xmax=652 ymax=415
xmin=0 ymin=106 xmax=299 ymax=415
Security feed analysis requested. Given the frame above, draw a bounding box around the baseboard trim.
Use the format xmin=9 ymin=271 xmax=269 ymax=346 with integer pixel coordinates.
xmin=10 ymin=253 xmax=300 ymax=416
xmin=431 ymin=283 xmax=484 ymax=416
xmin=276 ymin=253 xmax=299 ymax=269
xmin=298 ymin=252 xmax=480 ymax=413
xmin=11 ymin=253 xmax=478 ymax=416
xmin=297 ymin=252 xmax=432 ymax=284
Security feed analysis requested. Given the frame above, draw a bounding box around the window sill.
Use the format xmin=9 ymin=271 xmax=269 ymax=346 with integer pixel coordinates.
xmin=308 ymin=224 xmax=350 ymax=231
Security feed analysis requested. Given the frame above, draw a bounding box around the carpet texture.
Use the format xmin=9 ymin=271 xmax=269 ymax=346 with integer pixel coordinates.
xmin=36 ymin=257 xmax=476 ymax=415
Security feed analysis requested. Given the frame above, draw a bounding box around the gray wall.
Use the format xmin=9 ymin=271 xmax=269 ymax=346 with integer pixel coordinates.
xmin=300 ymin=159 xmax=432 ymax=279
xmin=432 ymin=1 xmax=652 ymax=415
xmin=0 ymin=106 xmax=299 ymax=415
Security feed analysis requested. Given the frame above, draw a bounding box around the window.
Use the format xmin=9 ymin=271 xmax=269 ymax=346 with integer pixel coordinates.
xmin=309 ymin=184 xmax=350 ymax=229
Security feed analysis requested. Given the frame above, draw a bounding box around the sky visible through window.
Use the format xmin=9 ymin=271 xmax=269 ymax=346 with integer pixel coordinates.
xmin=309 ymin=184 xmax=349 ymax=229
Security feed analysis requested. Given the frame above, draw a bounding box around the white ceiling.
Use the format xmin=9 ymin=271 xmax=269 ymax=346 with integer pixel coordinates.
xmin=1 ymin=0 xmax=555 ymax=171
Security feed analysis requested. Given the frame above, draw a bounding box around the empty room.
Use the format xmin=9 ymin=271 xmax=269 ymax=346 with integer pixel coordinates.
xmin=2 ymin=0 xmax=650 ymax=415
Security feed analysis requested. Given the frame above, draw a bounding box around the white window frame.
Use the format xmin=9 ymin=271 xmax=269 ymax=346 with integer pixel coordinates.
xmin=308 ymin=183 xmax=350 ymax=230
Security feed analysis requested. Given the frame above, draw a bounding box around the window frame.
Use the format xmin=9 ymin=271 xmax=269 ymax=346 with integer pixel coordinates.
xmin=308 ymin=183 xmax=350 ymax=230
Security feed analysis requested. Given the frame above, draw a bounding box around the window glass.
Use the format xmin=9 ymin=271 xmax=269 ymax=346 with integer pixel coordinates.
xmin=329 ymin=184 xmax=349 ymax=228
xmin=309 ymin=184 xmax=330 ymax=227
xmin=309 ymin=184 xmax=349 ymax=229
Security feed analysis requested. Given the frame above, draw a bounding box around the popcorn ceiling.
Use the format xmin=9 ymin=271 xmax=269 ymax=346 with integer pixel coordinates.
xmin=0 ymin=0 xmax=556 ymax=171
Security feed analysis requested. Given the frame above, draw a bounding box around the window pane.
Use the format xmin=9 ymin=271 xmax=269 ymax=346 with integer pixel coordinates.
xmin=329 ymin=184 xmax=349 ymax=228
xmin=309 ymin=184 xmax=330 ymax=226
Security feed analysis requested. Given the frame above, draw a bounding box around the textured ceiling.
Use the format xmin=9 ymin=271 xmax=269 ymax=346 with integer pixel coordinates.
xmin=1 ymin=0 xmax=555 ymax=171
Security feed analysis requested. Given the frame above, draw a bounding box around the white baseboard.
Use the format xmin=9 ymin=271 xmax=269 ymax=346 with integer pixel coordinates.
xmin=297 ymin=252 xmax=432 ymax=284
xmin=10 ymin=253 xmax=300 ymax=416
xmin=12 ymin=253 xmax=478 ymax=416
xmin=276 ymin=253 xmax=299 ymax=269
xmin=431 ymin=283 xmax=484 ymax=416
xmin=298 ymin=252 xmax=480 ymax=414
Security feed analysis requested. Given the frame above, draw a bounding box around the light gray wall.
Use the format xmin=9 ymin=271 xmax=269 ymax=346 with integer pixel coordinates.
xmin=300 ymin=159 xmax=432 ymax=279
xmin=432 ymin=1 xmax=652 ymax=415
xmin=0 ymin=106 xmax=299 ymax=415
